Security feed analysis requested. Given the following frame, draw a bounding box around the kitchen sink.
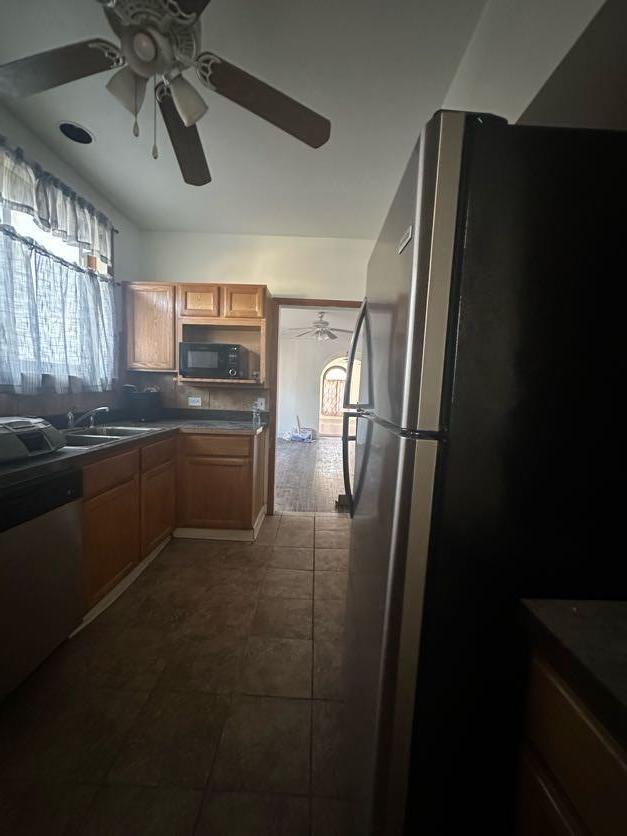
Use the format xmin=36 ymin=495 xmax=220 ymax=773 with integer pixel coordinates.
xmin=63 ymin=434 xmax=120 ymax=447
xmin=68 ymin=426 xmax=156 ymax=437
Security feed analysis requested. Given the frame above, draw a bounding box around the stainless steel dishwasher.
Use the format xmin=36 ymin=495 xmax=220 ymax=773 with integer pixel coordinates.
xmin=0 ymin=468 xmax=83 ymax=699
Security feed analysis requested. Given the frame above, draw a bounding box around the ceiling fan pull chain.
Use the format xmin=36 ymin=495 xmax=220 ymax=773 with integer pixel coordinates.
xmin=152 ymin=78 xmax=159 ymax=160
xmin=132 ymin=74 xmax=140 ymax=138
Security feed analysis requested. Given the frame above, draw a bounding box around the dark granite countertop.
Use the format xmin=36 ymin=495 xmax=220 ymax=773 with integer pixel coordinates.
xmin=523 ymin=599 xmax=627 ymax=749
xmin=0 ymin=416 xmax=267 ymax=492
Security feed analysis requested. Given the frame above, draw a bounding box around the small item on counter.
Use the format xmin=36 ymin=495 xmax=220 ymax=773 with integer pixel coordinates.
xmin=123 ymin=388 xmax=162 ymax=422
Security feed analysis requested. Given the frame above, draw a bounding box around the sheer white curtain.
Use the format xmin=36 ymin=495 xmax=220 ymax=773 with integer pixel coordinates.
xmin=0 ymin=226 xmax=117 ymax=394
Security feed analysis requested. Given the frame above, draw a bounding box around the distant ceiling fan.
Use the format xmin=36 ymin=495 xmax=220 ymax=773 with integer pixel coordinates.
xmin=284 ymin=312 xmax=354 ymax=342
xmin=0 ymin=0 xmax=331 ymax=186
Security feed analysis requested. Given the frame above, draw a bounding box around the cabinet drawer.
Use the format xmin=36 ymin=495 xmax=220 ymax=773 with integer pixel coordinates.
xmin=141 ymin=436 xmax=176 ymax=472
xmin=179 ymin=434 xmax=252 ymax=459
xmin=526 ymin=655 xmax=627 ymax=836
xmin=83 ymin=449 xmax=140 ymax=499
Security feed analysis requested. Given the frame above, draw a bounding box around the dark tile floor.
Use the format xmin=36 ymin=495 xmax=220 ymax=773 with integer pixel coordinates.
xmin=275 ymin=439 xmax=354 ymax=513
xmin=0 ymin=513 xmax=352 ymax=835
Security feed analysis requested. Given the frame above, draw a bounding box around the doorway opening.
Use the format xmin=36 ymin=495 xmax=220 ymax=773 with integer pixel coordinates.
xmin=318 ymin=357 xmax=362 ymax=437
xmin=271 ymin=302 xmax=360 ymax=513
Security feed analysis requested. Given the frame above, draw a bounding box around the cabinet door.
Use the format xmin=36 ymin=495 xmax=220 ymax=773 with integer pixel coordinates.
xmin=517 ymin=747 xmax=585 ymax=835
xmin=177 ymin=455 xmax=252 ymax=529
xmin=178 ymin=284 xmax=220 ymax=317
xmin=141 ymin=460 xmax=175 ymax=557
xmin=126 ymin=283 xmax=176 ymax=370
xmin=83 ymin=476 xmax=140 ymax=608
xmin=222 ymin=285 xmax=265 ymax=319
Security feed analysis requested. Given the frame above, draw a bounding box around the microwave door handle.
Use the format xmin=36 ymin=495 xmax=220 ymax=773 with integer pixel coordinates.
xmin=344 ymin=299 xmax=368 ymax=410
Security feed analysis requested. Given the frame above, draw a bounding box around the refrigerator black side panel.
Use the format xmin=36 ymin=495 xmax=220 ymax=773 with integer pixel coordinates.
xmin=406 ymin=122 xmax=627 ymax=833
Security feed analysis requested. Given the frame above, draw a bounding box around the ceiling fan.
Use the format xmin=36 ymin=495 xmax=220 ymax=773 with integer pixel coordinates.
xmin=0 ymin=0 xmax=331 ymax=186
xmin=284 ymin=312 xmax=354 ymax=342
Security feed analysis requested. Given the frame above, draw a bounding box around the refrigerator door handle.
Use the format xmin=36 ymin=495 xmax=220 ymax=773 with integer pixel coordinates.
xmin=342 ymin=411 xmax=358 ymax=516
xmin=344 ymin=298 xmax=368 ymax=410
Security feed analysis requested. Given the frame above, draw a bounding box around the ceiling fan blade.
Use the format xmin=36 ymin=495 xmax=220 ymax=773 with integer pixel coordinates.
xmin=106 ymin=67 xmax=147 ymax=115
xmin=175 ymin=0 xmax=213 ymax=15
xmin=197 ymin=52 xmax=331 ymax=148
xmin=292 ymin=330 xmax=315 ymax=338
xmin=157 ymin=83 xmax=211 ymax=186
xmin=326 ymin=331 xmax=339 ymax=340
xmin=327 ymin=328 xmax=354 ymax=334
xmin=0 ymin=40 xmax=122 ymax=98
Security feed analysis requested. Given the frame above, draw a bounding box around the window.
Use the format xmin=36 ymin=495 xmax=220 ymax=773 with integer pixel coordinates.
xmin=321 ymin=365 xmax=347 ymax=417
xmin=0 ymin=205 xmax=109 ymax=275
xmin=0 ymin=225 xmax=117 ymax=394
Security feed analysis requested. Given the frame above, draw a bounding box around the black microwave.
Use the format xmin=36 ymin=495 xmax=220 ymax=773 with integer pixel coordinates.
xmin=179 ymin=343 xmax=249 ymax=379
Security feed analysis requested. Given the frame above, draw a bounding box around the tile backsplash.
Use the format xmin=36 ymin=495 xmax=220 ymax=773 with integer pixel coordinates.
xmin=0 ymin=374 xmax=270 ymax=419
xmin=0 ymin=388 xmax=123 ymax=420
xmin=127 ymin=372 xmax=270 ymax=412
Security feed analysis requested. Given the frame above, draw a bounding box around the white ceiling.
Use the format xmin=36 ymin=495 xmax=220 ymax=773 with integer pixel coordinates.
xmin=0 ymin=0 xmax=486 ymax=238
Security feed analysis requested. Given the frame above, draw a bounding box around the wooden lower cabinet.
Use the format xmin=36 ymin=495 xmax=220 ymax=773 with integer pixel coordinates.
xmin=177 ymin=454 xmax=252 ymax=529
xmin=82 ymin=475 xmax=140 ymax=609
xmin=141 ymin=459 xmax=176 ymax=556
xmin=80 ymin=428 xmax=267 ymax=611
xmin=176 ymin=429 xmax=267 ymax=531
xmin=517 ymin=654 xmax=627 ymax=835
xmin=517 ymin=746 xmax=585 ymax=835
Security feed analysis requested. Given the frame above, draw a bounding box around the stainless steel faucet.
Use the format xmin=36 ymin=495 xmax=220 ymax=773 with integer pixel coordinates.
xmin=67 ymin=406 xmax=110 ymax=429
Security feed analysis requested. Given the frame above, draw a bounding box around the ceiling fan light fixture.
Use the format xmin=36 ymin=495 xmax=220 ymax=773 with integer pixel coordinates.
xmin=132 ymin=31 xmax=157 ymax=63
xmin=106 ymin=66 xmax=146 ymax=114
xmin=169 ymin=74 xmax=207 ymax=128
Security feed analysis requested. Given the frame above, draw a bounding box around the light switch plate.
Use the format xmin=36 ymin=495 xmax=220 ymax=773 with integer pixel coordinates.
xmin=188 ymin=396 xmax=202 ymax=407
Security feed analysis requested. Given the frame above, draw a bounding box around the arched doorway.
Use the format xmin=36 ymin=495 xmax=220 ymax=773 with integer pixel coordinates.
xmin=319 ymin=357 xmax=361 ymax=436
xmin=319 ymin=360 xmax=347 ymax=436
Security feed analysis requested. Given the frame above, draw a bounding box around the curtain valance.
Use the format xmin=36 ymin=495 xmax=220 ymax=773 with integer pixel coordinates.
xmin=0 ymin=136 xmax=113 ymax=265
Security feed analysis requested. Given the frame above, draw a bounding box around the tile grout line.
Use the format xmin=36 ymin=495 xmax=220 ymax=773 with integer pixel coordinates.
xmin=309 ymin=514 xmax=318 ymax=836
xmin=192 ymin=691 xmax=234 ymax=836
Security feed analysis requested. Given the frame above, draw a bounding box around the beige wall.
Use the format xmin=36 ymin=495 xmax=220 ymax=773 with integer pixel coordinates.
xmin=139 ymin=231 xmax=371 ymax=301
xmin=444 ymin=0 xmax=607 ymax=121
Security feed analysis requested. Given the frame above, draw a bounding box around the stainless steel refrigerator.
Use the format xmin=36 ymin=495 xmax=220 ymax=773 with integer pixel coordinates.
xmin=341 ymin=110 xmax=626 ymax=834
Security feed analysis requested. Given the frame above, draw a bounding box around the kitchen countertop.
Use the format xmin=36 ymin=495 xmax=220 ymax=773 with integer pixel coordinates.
xmin=0 ymin=418 xmax=267 ymax=492
xmin=523 ymin=599 xmax=627 ymax=749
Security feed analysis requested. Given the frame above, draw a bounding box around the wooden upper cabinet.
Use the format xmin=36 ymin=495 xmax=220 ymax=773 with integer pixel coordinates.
xmin=126 ymin=283 xmax=176 ymax=370
xmin=222 ymin=284 xmax=265 ymax=319
xmin=178 ymin=284 xmax=220 ymax=317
